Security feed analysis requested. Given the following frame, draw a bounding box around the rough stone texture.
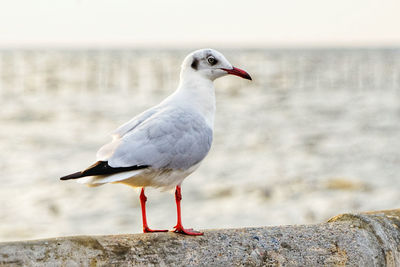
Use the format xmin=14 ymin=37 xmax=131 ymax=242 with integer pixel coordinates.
xmin=0 ymin=209 xmax=399 ymax=267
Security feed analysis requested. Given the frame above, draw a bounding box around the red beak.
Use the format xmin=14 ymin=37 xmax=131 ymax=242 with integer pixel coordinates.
xmin=221 ymin=66 xmax=252 ymax=80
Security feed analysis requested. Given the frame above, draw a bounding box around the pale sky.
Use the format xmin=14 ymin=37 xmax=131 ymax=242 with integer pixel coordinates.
xmin=1 ymin=0 xmax=400 ymax=48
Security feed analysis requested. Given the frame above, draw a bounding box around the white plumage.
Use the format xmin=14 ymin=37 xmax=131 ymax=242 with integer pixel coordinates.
xmin=60 ymin=48 xmax=252 ymax=235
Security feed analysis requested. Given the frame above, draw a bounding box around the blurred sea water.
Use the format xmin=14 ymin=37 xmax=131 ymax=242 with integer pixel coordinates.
xmin=0 ymin=49 xmax=399 ymax=241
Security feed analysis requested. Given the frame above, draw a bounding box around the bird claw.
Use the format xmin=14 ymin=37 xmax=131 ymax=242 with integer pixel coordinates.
xmin=172 ymin=226 xmax=203 ymax=236
xmin=143 ymin=227 xmax=168 ymax=233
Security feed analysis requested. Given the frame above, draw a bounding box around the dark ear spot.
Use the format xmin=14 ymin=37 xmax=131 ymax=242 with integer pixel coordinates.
xmin=191 ymin=58 xmax=199 ymax=70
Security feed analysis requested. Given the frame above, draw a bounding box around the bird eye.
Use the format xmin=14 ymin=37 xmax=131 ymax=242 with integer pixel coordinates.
xmin=207 ymin=56 xmax=216 ymax=65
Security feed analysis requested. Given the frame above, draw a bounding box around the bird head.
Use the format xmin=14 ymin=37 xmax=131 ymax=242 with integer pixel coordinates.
xmin=181 ymin=49 xmax=252 ymax=81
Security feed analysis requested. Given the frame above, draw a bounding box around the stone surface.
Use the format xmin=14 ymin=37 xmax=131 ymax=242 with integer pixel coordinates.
xmin=1 ymin=209 xmax=399 ymax=266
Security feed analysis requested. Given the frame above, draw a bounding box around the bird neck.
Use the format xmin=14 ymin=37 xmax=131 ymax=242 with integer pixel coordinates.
xmin=173 ymin=72 xmax=216 ymax=128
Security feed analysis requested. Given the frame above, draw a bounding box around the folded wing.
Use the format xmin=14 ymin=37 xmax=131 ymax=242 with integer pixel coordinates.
xmin=102 ymin=106 xmax=213 ymax=170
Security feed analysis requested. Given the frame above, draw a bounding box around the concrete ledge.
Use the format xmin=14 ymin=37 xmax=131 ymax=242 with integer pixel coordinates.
xmin=1 ymin=209 xmax=399 ymax=266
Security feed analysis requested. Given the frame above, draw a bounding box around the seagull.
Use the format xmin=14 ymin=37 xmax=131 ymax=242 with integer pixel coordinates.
xmin=60 ymin=48 xmax=252 ymax=236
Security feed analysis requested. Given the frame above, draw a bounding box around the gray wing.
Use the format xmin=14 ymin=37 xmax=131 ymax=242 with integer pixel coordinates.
xmin=100 ymin=106 xmax=213 ymax=170
xmin=96 ymin=107 xmax=160 ymax=161
xmin=112 ymin=107 xmax=161 ymax=138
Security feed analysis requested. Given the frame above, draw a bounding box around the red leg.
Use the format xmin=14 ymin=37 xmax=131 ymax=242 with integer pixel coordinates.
xmin=140 ymin=188 xmax=168 ymax=233
xmin=172 ymin=185 xmax=203 ymax=236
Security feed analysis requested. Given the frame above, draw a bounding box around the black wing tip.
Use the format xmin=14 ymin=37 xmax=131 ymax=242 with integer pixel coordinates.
xmin=60 ymin=171 xmax=83 ymax=180
xmin=59 ymin=161 xmax=150 ymax=181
